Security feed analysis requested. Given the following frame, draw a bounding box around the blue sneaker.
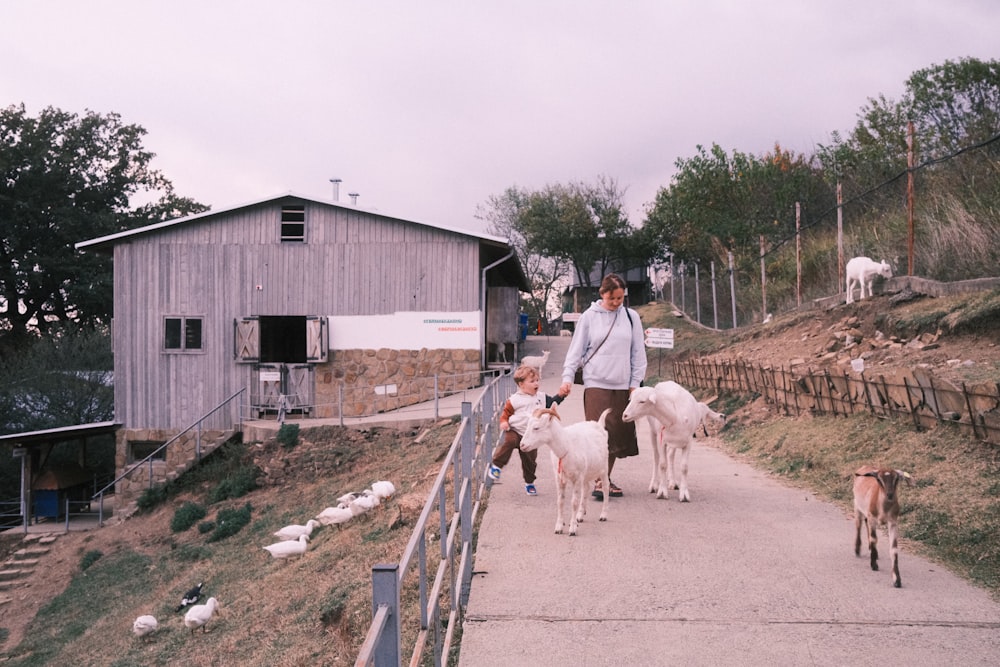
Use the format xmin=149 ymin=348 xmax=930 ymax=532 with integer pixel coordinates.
xmin=488 ymin=465 xmax=501 ymax=481
xmin=525 ymin=484 xmax=537 ymax=496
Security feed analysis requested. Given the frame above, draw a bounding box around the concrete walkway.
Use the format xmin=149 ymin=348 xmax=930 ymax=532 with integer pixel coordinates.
xmin=457 ymin=334 xmax=1000 ymax=666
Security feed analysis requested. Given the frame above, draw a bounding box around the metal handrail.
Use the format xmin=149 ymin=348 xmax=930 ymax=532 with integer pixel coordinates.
xmin=355 ymin=369 xmax=514 ymax=666
xmin=90 ymin=388 xmax=246 ymax=524
xmin=248 ymin=368 xmax=508 ymax=424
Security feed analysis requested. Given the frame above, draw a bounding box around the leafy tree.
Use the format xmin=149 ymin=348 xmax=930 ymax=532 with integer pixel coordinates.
xmin=645 ymin=144 xmax=831 ymax=268
xmin=0 ymin=104 xmax=207 ymax=353
xmin=476 ymin=186 xmax=572 ymax=323
xmin=0 ymin=323 xmax=113 ymax=435
xmin=516 ymin=176 xmax=653 ymax=289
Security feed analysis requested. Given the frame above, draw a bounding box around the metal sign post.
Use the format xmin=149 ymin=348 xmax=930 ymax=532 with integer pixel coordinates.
xmin=644 ymin=328 xmax=674 ymax=378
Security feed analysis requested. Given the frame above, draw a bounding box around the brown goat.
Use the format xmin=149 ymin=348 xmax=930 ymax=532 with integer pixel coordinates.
xmin=853 ymin=466 xmax=913 ymax=588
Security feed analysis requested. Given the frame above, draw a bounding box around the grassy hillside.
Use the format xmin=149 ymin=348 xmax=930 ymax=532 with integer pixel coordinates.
xmin=0 ymin=421 xmax=459 ymax=666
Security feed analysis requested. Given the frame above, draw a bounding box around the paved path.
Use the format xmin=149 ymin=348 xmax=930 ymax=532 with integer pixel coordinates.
xmin=458 ymin=334 xmax=1000 ymax=666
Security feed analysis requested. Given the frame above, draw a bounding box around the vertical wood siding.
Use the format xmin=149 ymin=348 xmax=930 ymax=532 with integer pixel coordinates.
xmin=113 ymin=202 xmax=484 ymax=430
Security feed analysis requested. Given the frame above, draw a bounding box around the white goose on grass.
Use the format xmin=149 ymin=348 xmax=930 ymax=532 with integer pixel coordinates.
xmin=315 ymin=505 xmax=354 ymax=526
xmin=337 ymin=491 xmax=362 ymax=505
xmin=263 ymin=533 xmax=310 ymax=559
xmin=371 ymin=480 xmax=396 ymax=500
xmin=273 ymin=519 xmax=320 ymax=541
xmin=132 ymin=615 xmax=158 ymax=640
xmin=184 ymin=597 xmax=218 ymax=635
xmin=349 ymin=492 xmax=380 ymax=515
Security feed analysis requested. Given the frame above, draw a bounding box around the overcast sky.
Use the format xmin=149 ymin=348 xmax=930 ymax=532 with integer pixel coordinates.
xmin=4 ymin=1 xmax=998 ymax=236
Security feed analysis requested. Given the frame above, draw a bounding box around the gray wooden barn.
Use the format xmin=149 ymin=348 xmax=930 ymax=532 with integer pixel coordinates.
xmin=75 ymin=192 xmax=527 ymax=507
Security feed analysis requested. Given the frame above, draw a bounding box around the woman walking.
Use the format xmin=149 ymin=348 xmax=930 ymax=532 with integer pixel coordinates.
xmin=559 ymin=273 xmax=647 ymax=498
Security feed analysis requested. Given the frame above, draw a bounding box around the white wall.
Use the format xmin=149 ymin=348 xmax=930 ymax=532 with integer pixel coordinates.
xmin=328 ymin=311 xmax=480 ymax=350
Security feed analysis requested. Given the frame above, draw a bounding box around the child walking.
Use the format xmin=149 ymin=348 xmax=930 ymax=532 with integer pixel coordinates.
xmin=488 ymin=364 xmax=566 ymax=495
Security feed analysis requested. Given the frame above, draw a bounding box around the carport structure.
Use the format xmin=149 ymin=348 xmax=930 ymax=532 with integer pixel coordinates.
xmin=0 ymin=421 xmax=119 ymax=532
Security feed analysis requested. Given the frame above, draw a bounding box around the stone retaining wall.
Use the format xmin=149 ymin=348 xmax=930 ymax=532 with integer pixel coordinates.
xmin=312 ymin=347 xmax=481 ymax=418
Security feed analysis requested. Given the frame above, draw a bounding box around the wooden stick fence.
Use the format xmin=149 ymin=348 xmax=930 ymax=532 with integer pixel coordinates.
xmin=674 ymin=358 xmax=1000 ymax=445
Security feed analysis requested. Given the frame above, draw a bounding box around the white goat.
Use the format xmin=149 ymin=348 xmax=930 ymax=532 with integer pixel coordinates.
xmin=853 ymin=466 xmax=913 ymax=588
xmin=845 ymin=256 xmax=893 ymax=303
xmin=519 ymin=406 xmax=611 ymax=536
xmin=622 ymin=381 xmax=726 ymax=502
xmin=520 ymin=349 xmax=550 ymax=377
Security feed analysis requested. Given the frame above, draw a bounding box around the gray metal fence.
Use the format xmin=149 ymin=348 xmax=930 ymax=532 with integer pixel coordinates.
xmin=355 ymin=370 xmax=514 ymax=666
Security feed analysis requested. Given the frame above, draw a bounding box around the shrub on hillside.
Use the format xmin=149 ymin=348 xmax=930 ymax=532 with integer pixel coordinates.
xmin=277 ymin=423 xmax=300 ymax=448
xmin=79 ymin=550 xmax=102 ymax=571
xmin=171 ymin=501 xmax=207 ymax=532
xmin=208 ymin=465 xmax=259 ymax=503
xmin=136 ymin=484 xmax=168 ymax=512
xmin=206 ymin=503 xmax=252 ymax=542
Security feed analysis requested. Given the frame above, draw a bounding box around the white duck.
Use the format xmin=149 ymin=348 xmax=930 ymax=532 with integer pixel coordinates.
xmin=371 ymin=480 xmax=396 ymax=500
xmin=184 ymin=597 xmax=218 ymax=634
xmin=349 ymin=491 xmax=380 ymax=515
xmin=315 ymin=505 xmax=353 ymax=526
xmin=132 ymin=614 xmax=158 ymax=640
xmin=273 ymin=519 xmax=320 ymax=541
xmin=263 ymin=533 xmax=310 ymax=558
xmin=336 ymin=491 xmax=361 ymax=505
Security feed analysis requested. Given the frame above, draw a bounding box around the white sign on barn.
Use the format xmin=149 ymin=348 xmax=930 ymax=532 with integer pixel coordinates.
xmin=328 ymin=311 xmax=480 ymax=350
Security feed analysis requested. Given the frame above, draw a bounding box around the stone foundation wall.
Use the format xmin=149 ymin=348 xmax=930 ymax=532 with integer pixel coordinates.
xmin=312 ymin=348 xmax=481 ymax=418
xmin=113 ymin=427 xmax=229 ymax=508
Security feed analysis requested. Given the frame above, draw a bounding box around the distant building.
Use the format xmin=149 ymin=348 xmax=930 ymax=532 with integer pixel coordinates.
xmin=560 ymin=264 xmax=653 ymax=316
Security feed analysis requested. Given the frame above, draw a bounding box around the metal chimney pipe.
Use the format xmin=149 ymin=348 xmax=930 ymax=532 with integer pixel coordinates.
xmin=329 ymin=178 xmax=342 ymax=201
xmin=349 ymin=192 xmax=359 ymax=206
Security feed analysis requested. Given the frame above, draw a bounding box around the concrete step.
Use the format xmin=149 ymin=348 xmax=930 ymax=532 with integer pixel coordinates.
xmin=0 ymin=568 xmax=27 ymax=582
xmin=13 ymin=547 xmax=49 ymax=560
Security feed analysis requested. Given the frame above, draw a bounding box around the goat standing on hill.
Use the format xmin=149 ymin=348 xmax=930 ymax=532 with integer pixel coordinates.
xmin=853 ymin=466 xmax=913 ymax=587
xmin=519 ymin=406 xmax=611 ymax=536
xmin=845 ymin=256 xmax=892 ymax=303
xmin=621 ymin=381 xmax=726 ymax=502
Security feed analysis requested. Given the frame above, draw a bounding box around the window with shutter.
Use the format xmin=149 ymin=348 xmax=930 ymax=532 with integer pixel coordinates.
xmin=235 ymin=317 xmax=260 ymax=362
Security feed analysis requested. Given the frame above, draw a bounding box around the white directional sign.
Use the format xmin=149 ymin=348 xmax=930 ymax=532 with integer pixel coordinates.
xmin=644 ymin=328 xmax=674 ymax=349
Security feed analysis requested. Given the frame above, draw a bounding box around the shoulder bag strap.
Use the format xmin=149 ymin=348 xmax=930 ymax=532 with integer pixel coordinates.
xmin=581 ymin=308 xmax=619 ymax=368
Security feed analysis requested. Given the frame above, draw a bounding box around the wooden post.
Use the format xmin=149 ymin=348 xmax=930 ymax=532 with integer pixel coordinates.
xmin=760 ymin=235 xmax=767 ymax=319
xmin=796 ymin=202 xmax=802 ymax=307
xmin=837 ymin=182 xmax=844 ymax=294
xmin=728 ymin=250 xmax=737 ymax=328
xmin=907 ymin=120 xmax=915 ymax=276
xmin=961 ymin=382 xmax=980 ymax=440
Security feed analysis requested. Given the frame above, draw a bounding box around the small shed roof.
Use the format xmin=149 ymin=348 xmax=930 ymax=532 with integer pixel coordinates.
xmin=0 ymin=421 xmax=120 ymax=449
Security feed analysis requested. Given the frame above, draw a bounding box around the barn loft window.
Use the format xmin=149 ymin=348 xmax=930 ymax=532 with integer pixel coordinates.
xmin=280 ymin=204 xmax=306 ymax=242
xmin=234 ymin=315 xmax=327 ymax=363
xmin=164 ymin=317 xmax=203 ymax=352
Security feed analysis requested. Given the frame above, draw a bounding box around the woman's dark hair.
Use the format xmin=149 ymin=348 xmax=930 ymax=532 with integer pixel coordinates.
xmin=599 ymin=273 xmax=626 ymax=295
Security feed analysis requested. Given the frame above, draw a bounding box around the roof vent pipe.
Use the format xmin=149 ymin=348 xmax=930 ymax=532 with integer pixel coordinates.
xmin=329 ymin=178 xmax=342 ymax=202
xmin=349 ymin=192 xmax=359 ymax=206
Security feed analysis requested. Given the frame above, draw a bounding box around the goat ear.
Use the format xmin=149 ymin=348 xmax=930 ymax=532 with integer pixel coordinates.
xmin=897 ymin=470 xmax=914 ymax=485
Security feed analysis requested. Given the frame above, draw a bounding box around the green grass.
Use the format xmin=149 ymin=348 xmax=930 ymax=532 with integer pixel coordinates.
xmin=5 ymin=551 xmax=154 ymax=667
